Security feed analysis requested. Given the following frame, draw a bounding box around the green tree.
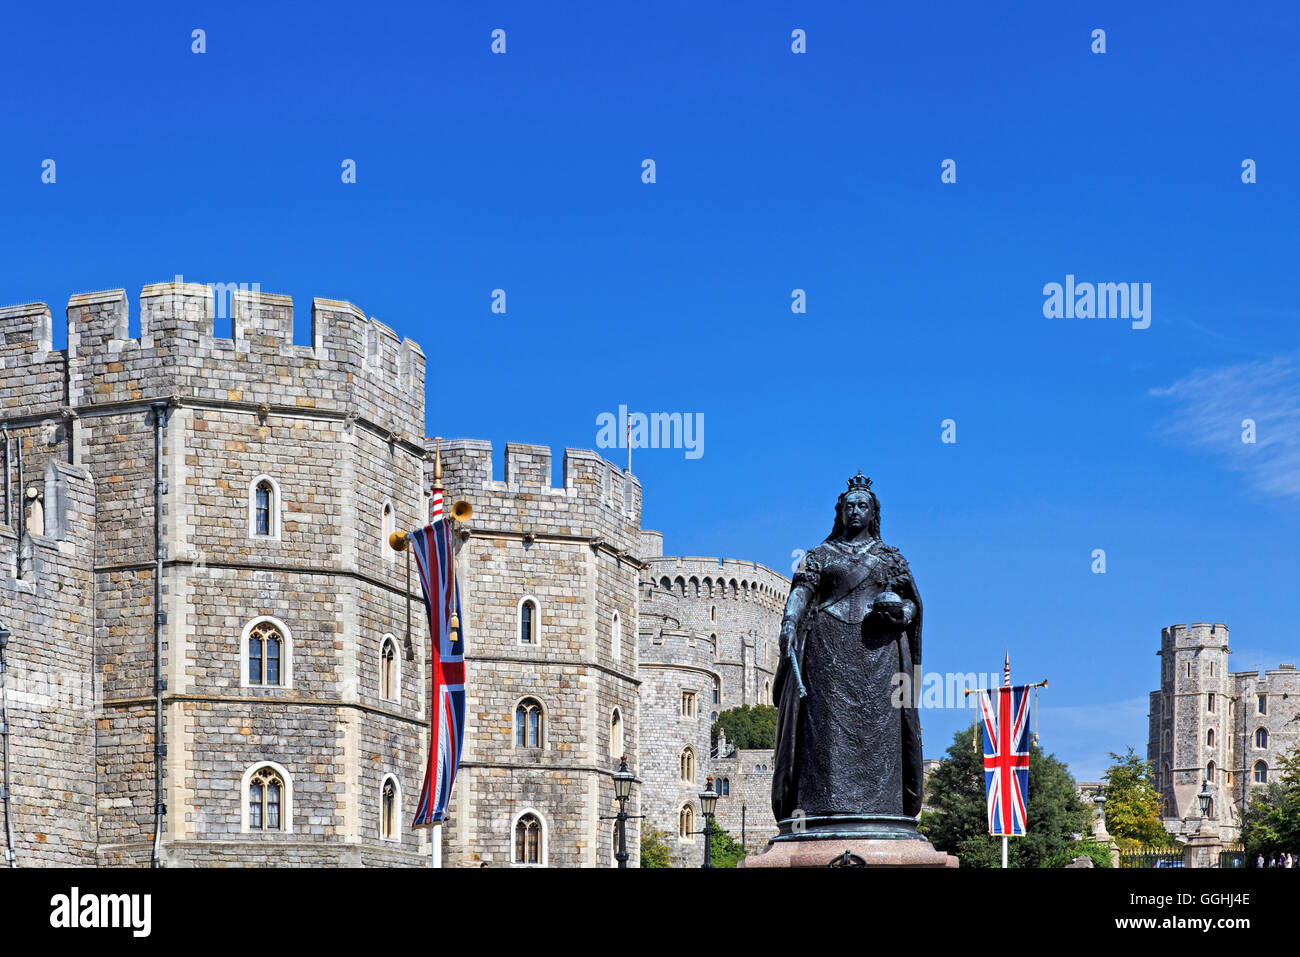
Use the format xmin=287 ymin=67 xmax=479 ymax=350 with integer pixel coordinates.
xmin=1100 ymin=747 xmax=1174 ymax=849
xmin=1045 ymin=838 xmax=1114 ymax=868
xmin=708 ymin=824 xmax=747 ymax=868
xmin=711 ymin=704 xmax=778 ymax=750
xmin=1241 ymin=749 xmax=1300 ymax=864
xmin=640 ymin=824 xmax=671 ymax=868
xmin=923 ymin=724 xmax=1093 ymax=868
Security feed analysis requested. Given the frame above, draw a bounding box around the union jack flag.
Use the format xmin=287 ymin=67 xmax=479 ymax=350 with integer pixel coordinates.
xmin=978 ymin=682 xmax=1031 ymax=837
xmin=410 ymin=485 xmax=466 ymax=828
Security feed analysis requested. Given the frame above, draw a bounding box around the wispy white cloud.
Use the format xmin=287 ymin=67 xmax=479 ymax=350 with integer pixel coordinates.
xmin=1152 ymin=355 xmax=1300 ymax=499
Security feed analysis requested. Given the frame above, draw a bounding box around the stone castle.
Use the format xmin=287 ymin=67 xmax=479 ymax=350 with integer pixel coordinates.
xmin=1149 ymin=623 xmax=1300 ymax=845
xmin=0 ymin=282 xmax=784 ymax=868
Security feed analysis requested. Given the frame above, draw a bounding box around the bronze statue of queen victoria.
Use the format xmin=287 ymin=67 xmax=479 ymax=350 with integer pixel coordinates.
xmin=771 ymin=472 xmax=924 ymax=841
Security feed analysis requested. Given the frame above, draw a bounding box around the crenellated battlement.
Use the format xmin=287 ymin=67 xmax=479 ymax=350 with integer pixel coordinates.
xmin=643 ymin=555 xmax=790 ymax=613
xmin=637 ymin=612 xmax=717 ymax=673
xmin=0 ymin=284 xmax=425 ymax=438
xmin=1161 ymin=622 xmax=1230 ymax=652
xmin=0 ymin=300 xmax=65 ymax=420
xmin=434 ymin=438 xmax=643 ymax=549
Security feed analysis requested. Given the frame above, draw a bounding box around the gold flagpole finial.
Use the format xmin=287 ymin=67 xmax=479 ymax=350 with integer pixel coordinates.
xmin=432 ymin=436 xmax=443 ymax=492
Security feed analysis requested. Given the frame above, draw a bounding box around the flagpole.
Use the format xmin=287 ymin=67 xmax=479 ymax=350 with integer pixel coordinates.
xmin=431 ymin=440 xmax=444 ymax=870
xmin=394 ymin=439 xmax=470 ymax=869
xmin=1002 ymin=649 xmax=1009 ymax=869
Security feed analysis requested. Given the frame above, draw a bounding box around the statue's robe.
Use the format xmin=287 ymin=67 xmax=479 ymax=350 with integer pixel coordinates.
xmin=772 ymin=538 xmax=923 ymax=824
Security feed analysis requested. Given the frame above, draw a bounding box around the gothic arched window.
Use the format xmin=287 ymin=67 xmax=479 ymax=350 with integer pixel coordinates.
xmin=249 ymin=475 xmax=281 ymax=539
xmin=610 ymin=708 xmax=623 ymax=758
xmin=248 ymin=767 xmax=284 ymax=831
xmin=516 ymin=698 xmax=543 ymax=749
xmin=381 ymin=777 xmax=399 ymax=841
xmin=514 ymin=813 xmax=543 ymax=864
xmin=679 ymin=804 xmax=695 ymax=841
xmin=680 ymin=747 xmax=695 ymax=783
xmin=1255 ymin=727 xmax=1269 ymax=749
xmin=380 ymin=635 xmax=398 ymax=701
xmin=519 ymin=598 xmax=538 ymax=645
xmin=245 ymin=619 xmax=287 ymax=687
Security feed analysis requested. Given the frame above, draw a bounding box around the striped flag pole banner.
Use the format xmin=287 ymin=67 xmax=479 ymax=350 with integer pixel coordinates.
xmin=979 ymin=650 xmax=1031 ymax=869
xmin=408 ymin=444 xmax=466 ymax=868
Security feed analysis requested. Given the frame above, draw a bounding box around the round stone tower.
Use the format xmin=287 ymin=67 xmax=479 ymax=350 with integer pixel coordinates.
xmin=638 ymin=548 xmax=789 ymax=862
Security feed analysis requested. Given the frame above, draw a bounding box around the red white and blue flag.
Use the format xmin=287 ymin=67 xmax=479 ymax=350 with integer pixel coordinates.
xmin=978 ymin=679 xmax=1031 ymax=837
xmin=410 ymin=486 xmax=466 ymax=828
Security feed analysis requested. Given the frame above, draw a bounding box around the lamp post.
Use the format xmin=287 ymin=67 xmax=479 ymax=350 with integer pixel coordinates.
xmin=1186 ymin=777 xmax=1221 ymax=869
xmin=1091 ymin=790 xmax=1107 ymax=839
xmin=0 ymin=620 xmax=13 ymax=866
xmin=698 ymin=776 xmax=719 ymax=869
xmin=612 ymin=756 xmax=634 ymax=869
xmin=600 ymin=755 xmax=643 ymax=868
xmin=1197 ymin=778 xmax=1213 ymax=819
xmin=1092 ymin=789 xmax=1118 ymax=868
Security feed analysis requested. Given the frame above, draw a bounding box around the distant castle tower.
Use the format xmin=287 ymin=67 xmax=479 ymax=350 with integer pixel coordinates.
xmin=1150 ymin=623 xmax=1231 ymax=831
xmin=1150 ymin=622 xmax=1300 ymax=844
xmin=637 ymin=548 xmax=786 ymax=863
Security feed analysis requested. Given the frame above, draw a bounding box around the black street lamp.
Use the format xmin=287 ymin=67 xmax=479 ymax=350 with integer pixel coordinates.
xmin=600 ymin=755 xmax=643 ymax=868
xmin=1197 ymin=778 xmax=1213 ymax=819
xmin=698 ymin=776 xmax=719 ymax=869
xmin=613 ymin=756 xmax=634 ymax=868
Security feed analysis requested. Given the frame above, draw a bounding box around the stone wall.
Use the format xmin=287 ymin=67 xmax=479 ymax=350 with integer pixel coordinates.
xmin=436 ymin=439 xmax=642 ymax=868
xmin=710 ymin=747 xmax=779 ymax=854
xmin=642 ymin=555 xmax=786 ymax=714
xmin=638 ymin=551 xmax=787 ymax=864
xmin=637 ymin=621 xmax=715 ymax=867
xmin=0 ymin=461 xmax=96 ymax=866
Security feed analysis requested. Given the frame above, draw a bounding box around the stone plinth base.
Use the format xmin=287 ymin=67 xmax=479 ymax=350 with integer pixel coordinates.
xmin=740 ymin=837 xmax=958 ymax=869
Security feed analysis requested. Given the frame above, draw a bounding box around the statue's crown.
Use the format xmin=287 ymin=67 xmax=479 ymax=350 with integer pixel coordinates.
xmin=845 ymin=471 xmax=873 ymax=492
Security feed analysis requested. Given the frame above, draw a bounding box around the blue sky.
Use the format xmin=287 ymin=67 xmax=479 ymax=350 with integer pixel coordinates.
xmin=3 ymin=2 xmax=1298 ymax=779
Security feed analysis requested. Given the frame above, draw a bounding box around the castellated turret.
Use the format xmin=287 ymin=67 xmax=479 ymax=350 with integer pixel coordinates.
xmin=431 ymin=439 xmax=643 ymax=867
xmin=1 ymin=283 xmax=431 ymax=866
xmin=637 ymin=553 xmax=788 ymax=865
xmin=1152 ymin=623 xmax=1231 ymax=835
